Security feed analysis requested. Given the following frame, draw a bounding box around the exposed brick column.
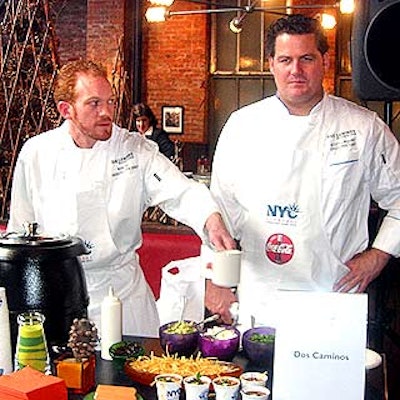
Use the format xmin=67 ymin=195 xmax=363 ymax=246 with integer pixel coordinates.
xmin=143 ymin=1 xmax=209 ymax=143
xmin=86 ymin=0 xmax=126 ymax=77
xmin=55 ymin=0 xmax=87 ymax=66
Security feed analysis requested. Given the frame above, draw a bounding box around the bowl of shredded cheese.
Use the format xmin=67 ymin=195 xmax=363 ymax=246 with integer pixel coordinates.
xmin=125 ymin=353 xmax=243 ymax=386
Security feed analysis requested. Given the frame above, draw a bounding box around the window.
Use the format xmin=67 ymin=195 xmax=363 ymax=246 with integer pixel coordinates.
xmin=211 ymin=0 xmax=286 ymax=74
xmin=208 ymin=0 xmax=285 ymax=156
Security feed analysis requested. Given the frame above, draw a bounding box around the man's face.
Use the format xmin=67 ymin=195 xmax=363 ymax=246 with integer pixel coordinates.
xmin=135 ymin=116 xmax=151 ymax=134
xmin=59 ymin=72 xmax=116 ymax=148
xmin=269 ymin=33 xmax=328 ymax=115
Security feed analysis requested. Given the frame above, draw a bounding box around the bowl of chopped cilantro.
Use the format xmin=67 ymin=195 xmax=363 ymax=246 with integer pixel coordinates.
xmin=242 ymin=327 xmax=276 ymax=368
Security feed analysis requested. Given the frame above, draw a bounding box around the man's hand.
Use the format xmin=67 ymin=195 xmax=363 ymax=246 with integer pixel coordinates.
xmin=205 ymin=279 xmax=237 ymax=324
xmin=204 ymin=212 xmax=237 ymax=323
xmin=333 ymin=248 xmax=391 ymax=293
xmin=205 ymin=212 xmax=236 ymax=251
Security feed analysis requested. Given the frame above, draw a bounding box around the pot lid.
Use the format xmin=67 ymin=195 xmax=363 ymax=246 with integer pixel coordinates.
xmin=0 ymin=222 xmax=74 ymax=247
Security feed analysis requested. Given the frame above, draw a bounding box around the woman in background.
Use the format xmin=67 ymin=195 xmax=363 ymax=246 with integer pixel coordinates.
xmin=132 ymin=103 xmax=175 ymax=159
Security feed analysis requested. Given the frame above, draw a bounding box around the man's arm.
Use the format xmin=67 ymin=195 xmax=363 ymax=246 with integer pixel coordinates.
xmin=7 ymin=147 xmax=35 ymax=232
xmin=204 ymin=212 xmax=238 ymax=323
xmin=334 ymin=119 xmax=400 ymax=293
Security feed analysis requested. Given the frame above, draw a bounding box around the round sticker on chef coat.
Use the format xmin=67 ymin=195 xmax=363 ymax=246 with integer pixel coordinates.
xmin=265 ymin=234 xmax=294 ymax=264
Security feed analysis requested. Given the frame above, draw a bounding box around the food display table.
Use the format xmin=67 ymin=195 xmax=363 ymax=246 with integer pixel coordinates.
xmin=68 ymin=336 xmax=388 ymax=400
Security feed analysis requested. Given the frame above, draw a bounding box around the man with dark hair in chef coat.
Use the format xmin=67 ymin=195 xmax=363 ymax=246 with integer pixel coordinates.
xmin=208 ymin=14 xmax=400 ymax=330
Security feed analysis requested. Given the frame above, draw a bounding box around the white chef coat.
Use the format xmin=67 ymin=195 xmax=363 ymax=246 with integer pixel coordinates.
xmin=7 ymin=121 xmax=219 ymax=337
xmin=211 ymin=93 xmax=400 ymax=330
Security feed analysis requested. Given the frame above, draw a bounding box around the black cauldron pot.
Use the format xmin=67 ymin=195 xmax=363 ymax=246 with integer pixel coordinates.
xmin=0 ymin=223 xmax=90 ymax=352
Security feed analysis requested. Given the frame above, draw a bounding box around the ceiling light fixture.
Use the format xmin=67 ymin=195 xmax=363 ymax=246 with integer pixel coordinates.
xmin=229 ymin=16 xmax=244 ymax=34
xmin=339 ymin=0 xmax=355 ymax=14
xmin=229 ymin=1 xmax=256 ymax=34
xmin=145 ymin=0 xmax=354 ymax=30
xmin=149 ymin=0 xmax=174 ymax=6
xmin=319 ymin=12 xmax=337 ymax=30
xmin=145 ymin=6 xmax=168 ymax=22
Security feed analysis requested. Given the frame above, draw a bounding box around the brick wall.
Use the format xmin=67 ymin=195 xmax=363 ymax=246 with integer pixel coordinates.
xmin=54 ymin=0 xmax=126 ymax=77
xmin=86 ymin=0 xmax=126 ymax=77
xmin=324 ymin=29 xmax=336 ymax=94
xmin=54 ymin=0 xmax=336 ymax=143
xmin=53 ymin=0 xmax=87 ymax=66
xmin=143 ymin=1 xmax=209 ymax=143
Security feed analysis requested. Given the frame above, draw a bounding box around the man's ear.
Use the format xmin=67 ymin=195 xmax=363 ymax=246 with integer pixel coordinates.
xmin=268 ymin=56 xmax=275 ymax=75
xmin=57 ymin=101 xmax=73 ymax=119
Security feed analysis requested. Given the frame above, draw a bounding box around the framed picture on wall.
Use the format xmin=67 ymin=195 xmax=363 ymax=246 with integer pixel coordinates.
xmin=162 ymin=106 xmax=184 ymax=134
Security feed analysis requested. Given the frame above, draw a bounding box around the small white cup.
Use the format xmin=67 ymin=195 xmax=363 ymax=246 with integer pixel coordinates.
xmin=154 ymin=373 xmax=183 ymax=400
xmin=240 ymin=371 xmax=268 ymax=389
xmin=212 ymin=249 xmax=242 ymax=288
xmin=212 ymin=376 xmax=240 ymax=400
xmin=240 ymin=385 xmax=271 ymax=400
xmin=184 ymin=375 xmax=211 ymax=400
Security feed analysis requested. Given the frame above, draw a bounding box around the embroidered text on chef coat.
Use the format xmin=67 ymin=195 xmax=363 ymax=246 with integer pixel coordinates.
xmin=111 ymin=152 xmax=137 ymax=177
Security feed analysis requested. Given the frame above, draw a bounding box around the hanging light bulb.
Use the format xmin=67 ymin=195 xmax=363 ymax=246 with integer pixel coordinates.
xmin=320 ymin=13 xmax=336 ymax=30
xmin=149 ymin=0 xmax=174 ymax=6
xmin=339 ymin=0 xmax=355 ymax=14
xmin=229 ymin=17 xmax=243 ymax=34
xmin=145 ymin=6 xmax=168 ymax=22
xmin=229 ymin=11 xmax=249 ymax=34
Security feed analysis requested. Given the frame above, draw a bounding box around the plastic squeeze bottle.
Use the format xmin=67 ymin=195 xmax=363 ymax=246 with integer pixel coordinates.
xmin=100 ymin=286 xmax=122 ymax=360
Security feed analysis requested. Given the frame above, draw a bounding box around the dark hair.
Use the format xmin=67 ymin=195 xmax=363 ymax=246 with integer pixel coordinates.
xmin=54 ymin=60 xmax=108 ymax=103
xmin=266 ymin=14 xmax=329 ymax=58
xmin=131 ymin=103 xmax=157 ymax=127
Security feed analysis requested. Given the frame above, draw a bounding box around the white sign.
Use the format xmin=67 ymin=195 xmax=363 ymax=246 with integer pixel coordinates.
xmin=272 ymin=291 xmax=368 ymax=400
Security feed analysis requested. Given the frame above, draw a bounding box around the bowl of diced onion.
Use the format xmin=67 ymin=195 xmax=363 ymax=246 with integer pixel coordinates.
xmin=198 ymin=325 xmax=240 ymax=361
xmin=159 ymin=320 xmax=199 ymax=357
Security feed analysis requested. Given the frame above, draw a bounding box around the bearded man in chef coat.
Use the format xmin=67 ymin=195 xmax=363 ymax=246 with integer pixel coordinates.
xmin=207 ymin=14 xmax=400 ymax=330
xmin=7 ymin=60 xmax=236 ymax=337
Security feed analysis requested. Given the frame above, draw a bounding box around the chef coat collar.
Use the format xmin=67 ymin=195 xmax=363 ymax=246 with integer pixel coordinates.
xmin=275 ymin=91 xmax=325 ymax=116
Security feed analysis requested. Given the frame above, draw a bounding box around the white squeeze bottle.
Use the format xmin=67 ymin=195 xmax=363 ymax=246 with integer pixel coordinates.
xmin=0 ymin=287 xmax=12 ymax=374
xmin=100 ymin=286 xmax=122 ymax=360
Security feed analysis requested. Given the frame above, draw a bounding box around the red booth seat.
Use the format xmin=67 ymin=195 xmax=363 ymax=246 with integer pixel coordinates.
xmin=0 ymin=222 xmax=200 ymax=300
xmin=137 ymin=231 xmax=202 ymax=299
